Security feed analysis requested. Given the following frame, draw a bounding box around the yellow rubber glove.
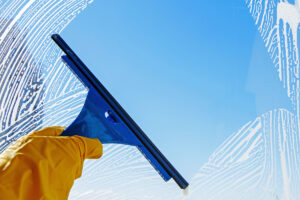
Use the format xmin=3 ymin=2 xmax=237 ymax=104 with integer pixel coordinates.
xmin=0 ymin=126 xmax=103 ymax=200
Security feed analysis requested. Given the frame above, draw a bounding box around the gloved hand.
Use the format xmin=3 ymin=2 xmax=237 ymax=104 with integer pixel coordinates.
xmin=0 ymin=126 xmax=103 ymax=200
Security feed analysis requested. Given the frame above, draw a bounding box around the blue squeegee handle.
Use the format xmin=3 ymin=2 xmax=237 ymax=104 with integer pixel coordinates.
xmin=51 ymin=34 xmax=189 ymax=189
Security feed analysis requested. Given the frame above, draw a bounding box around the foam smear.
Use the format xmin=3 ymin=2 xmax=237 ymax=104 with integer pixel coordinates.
xmin=188 ymin=109 xmax=300 ymax=200
xmin=246 ymin=0 xmax=300 ymax=124
xmin=186 ymin=0 xmax=300 ymax=199
xmin=0 ymin=0 xmax=93 ymax=152
xmin=182 ymin=186 xmax=189 ymax=197
xmin=69 ymin=144 xmax=181 ymax=200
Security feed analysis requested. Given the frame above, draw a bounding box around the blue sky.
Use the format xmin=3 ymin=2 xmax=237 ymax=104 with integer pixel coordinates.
xmin=61 ymin=0 xmax=292 ymax=180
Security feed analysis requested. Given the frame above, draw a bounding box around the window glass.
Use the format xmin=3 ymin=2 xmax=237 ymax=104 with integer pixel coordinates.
xmin=0 ymin=1 xmax=299 ymax=199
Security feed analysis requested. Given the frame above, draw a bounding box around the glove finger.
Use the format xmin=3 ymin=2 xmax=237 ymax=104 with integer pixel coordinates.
xmin=71 ymin=136 xmax=103 ymax=159
xmin=29 ymin=126 xmax=66 ymax=137
xmin=28 ymin=127 xmax=102 ymax=159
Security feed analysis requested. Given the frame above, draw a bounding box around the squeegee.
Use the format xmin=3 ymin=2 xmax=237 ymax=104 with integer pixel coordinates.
xmin=51 ymin=34 xmax=189 ymax=189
